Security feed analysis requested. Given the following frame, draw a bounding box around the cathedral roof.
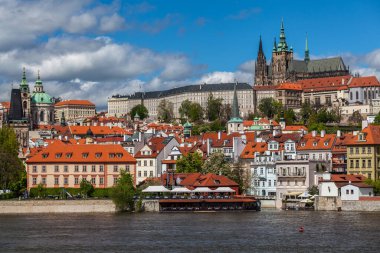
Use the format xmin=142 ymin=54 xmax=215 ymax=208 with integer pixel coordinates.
xmin=31 ymin=92 xmax=54 ymax=104
xmin=287 ymin=57 xmax=347 ymax=74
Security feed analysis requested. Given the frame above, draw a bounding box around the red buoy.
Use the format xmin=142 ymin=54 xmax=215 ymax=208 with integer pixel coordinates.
xmin=299 ymin=226 xmax=304 ymax=233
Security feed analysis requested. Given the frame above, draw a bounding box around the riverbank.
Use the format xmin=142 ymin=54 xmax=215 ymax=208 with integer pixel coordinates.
xmin=0 ymin=199 xmax=116 ymax=214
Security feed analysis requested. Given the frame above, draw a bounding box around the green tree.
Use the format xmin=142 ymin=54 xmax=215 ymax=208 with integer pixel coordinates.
xmin=258 ymin=98 xmax=282 ymax=119
xmin=188 ymin=102 xmax=204 ymax=122
xmin=0 ymin=126 xmax=24 ymax=194
xmin=80 ymin=179 xmax=94 ymax=198
xmin=206 ymin=93 xmax=223 ymax=121
xmin=299 ymin=102 xmax=314 ymax=124
xmin=365 ymin=179 xmax=380 ymax=195
xmin=130 ymin=104 xmax=149 ymax=120
xmin=374 ymin=111 xmax=380 ymax=125
xmin=110 ymin=170 xmax=136 ymax=211
xmin=9 ymin=170 xmax=27 ymax=197
xmin=202 ymin=152 xmax=231 ymax=177
xmin=230 ymin=160 xmax=251 ymax=194
xmin=220 ymin=103 xmax=232 ymax=124
xmin=179 ymin=99 xmax=192 ymax=118
xmin=308 ymin=185 xmax=319 ymax=195
xmin=283 ymin=108 xmax=297 ymax=125
xmin=157 ymin=99 xmax=174 ymax=123
xmin=36 ymin=183 xmax=47 ymax=198
xmin=349 ymin=110 xmax=363 ymax=124
xmin=176 ymin=152 xmax=204 ymax=173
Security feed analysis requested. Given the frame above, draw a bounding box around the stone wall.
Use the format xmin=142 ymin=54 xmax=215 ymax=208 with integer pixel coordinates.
xmin=260 ymin=199 xmax=276 ymax=208
xmin=342 ymin=200 xmax=380 ymax=211
xmin=314 ymin=196 xmax=342 ymax=211
xmin=0 ymin=199 xmax=116 ymax=214
xmin=142 ymin=200 xmax=160 ymax=212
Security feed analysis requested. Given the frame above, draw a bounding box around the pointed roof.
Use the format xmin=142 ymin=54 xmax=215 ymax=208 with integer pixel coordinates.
xmin=277 ymin=18 xmax=288 ymax=51
xmin=305 ymin=34 xmax=310 ymax=62
xmin=258 ymin=35 xmax=263 ymax=54
xmin=273 ymin=37 xmax=277 ymax=51
xmin=20 ymin=67 xmax=28 ymax=87
xmin=228 ymin=82 xmax=243 ymax=123
xmin=35 ymin=70 xmax=42 ymax=86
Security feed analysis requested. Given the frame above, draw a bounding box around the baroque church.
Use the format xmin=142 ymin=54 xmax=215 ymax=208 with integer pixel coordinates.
xmin=254 ymin=20 xmax=349 ymax=86
xmin=7 ymin=68 xmax=54 ymax=147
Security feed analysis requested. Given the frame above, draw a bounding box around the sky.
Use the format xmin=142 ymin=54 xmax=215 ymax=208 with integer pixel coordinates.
xmin=0 ymin=0 xmax=379 ymax=110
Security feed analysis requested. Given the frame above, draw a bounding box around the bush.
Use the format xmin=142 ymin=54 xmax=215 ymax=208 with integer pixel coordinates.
xmin=0 ymin=192 xmax=16 ymax=200
xmin=92 ymin=188 xmax=111 ymax=198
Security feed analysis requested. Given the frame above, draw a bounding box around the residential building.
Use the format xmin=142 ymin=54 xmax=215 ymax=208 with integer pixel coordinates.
xmin=275 ymin=83 xmax=302 ymax=109
xmin=345 ymin=125 xmax=380 ymax=180
xmin=26 ymin=144 xmax=137 ymax=190
xmin=55 ymin=100 xmax=96 ymax=123
xmin=107 ymin=95 xmax=129 ymax=117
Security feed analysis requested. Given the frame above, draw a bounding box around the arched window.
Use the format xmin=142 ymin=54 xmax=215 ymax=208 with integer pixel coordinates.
xmin=40 ymin=111 xmax=44 ymax=122
xmin=23 ymin=101 xmax=27 ymax=116
xmin=356 ymin=91 xmax=359 ymax=100
xmin=364 ymin=91 xmax=367 ymax=100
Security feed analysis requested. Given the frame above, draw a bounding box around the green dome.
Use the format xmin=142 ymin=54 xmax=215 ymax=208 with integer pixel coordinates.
xmin=31 ymin=92 xmax=53 ymax=104
xmin=183 ymin=121 xmax=192 ymax=128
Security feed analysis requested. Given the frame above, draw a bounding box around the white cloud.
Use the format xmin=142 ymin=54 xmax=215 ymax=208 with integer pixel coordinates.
xmin=65 ymin=13 xmax=97 ymax=33
xmin=99 ymin=14 xmax=125 ymax=32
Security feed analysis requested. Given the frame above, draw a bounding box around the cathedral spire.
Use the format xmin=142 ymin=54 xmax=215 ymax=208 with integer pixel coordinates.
xmin=304 ymin=33 xmax=310 ymax=62
xmin=20 ymin=67 xmax=28 ymax=87
xmin=231 ymin=81 xmax=240 ymax=119
xmin=35 ymin=70 xmax=43 ymax=86
xmin=273 ymin=37 xmax=277 ymax=52
xmin=277 ymin=18 xmax=288 ymax=51
xmin=258 ymin=35 xmax=263 ymax=54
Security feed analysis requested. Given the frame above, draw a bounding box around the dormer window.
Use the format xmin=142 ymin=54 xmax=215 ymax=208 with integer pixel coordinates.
xmin=82 ymin=153 xmax=89 ymax=158
xmin=324 ymin=142 xmax=328 ymax=146
xmin=55 ymin=153 xmax=62 ymax=158
xmin=358 ymin=133 xmax=365 ymax=141
xmin=301 ymin=142 xmax=305 ymax=147
xmin=95 ymin=153 xmax=102 ymax=158
xmin=42 ymin=153 xmax=49 ymax=158
xmin=109 ymin=153 xmax=115 ymax=158
xmin=116 ymin=153 xmax=123 ymax=158
xmin=313 ymin=142 xmax=317 ymax=147
xmin=66 ymin=153 xmax=72 ymax=158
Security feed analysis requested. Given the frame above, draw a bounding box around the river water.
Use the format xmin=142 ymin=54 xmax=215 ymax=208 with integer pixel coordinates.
xmin=0 ymin=210 xmax=379 ymax=253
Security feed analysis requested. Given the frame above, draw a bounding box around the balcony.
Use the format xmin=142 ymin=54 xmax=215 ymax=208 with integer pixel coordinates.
xmin=277 ymin=173 xmax=306 ymax=178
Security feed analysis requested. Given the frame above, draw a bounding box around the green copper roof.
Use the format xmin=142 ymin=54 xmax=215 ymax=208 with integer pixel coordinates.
xmin=183 ymin=121 xmax=192 ymax=128
xmin=20 ymin=67 xmax=29 ymax=87
xmin=304 ymin=34 xmax=310 ymax=62
xmin=31 ymin=92 xmax=53 ymax=104
xmin=249 ymin=125 xmax=264 ymax=130
xmin=35 ymin=70 xmax=42 ymax=86
xmin=228 ymin=117 xmax=243 ymax=123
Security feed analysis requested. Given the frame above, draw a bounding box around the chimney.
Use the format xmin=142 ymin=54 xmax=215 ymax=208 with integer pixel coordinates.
xmin=58 ymin=135 xmax=62 ymax=140
xmin=337 ymin=130 xmax=341 ymax=138
xmin=341 ymin=78 xmax=345 ymax=85
xmin=273 ymin=129 xmax=277 ymax=137
xmin=206 ymin=138 xmax=211 ymax=156
xmin=312 ymin=130 xmax=317 ymax=137
xmin=321 ymin=130 xmax=326 ymax=138
xmin=218 ymin=131 xmax=221 ymax=140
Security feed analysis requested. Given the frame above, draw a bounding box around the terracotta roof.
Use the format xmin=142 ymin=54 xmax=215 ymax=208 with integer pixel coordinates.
xmin=297 ymin=133 xmax=336 ymax=151
xmin=297 ymin=75 xmax=352 ymax=93
xmin=283 ymin=125 xmax=307 ymax=132
xmin=330 ymin=174 xmax=367 ymax=182
xmin=240 ymin=142 xmax=267 ymax=159
xmin=27 ymin=144 xmax=136 ymax=164
xmin=359 ymin=196 xmax=380 ymax=201
xmin=275 ymin=82 xmax=302 ymax=91
xmin=179 ymin=173 xmax=239 ymax=189
xmin=55 ymin=100 xmax=95 ymax=106
xmin=243 ymin=120 xmax=254 ymax=127
xmin=134 ymin=137 xmax=174 ymax=158
xmin=253 ymin=85 xmax=276 ymax=91
xmin=349 ymin=76 xmax=380 ymax=88
xmin=345 ymin=125 xmax=380 ymax=145
xmin=69 ymin=126 xmax=128 ymax=136
xmin=0 ymin=102 xmax=10 ymax=109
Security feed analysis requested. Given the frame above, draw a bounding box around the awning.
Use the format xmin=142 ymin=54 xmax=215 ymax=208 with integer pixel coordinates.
xmin=192 ymin=187 xmax=214 ymax=193
xmin=142 ymin=186 xmax=171 ymax=193
xmin=286 ymin=192 xmax=303 ymax=196
xmin=213 ymin=187 xmax=236 ymax=193
xmin=171 ymin=187 xmax=192 ymax=193
xmin=298 ymin=192 xmax=311 ymax=198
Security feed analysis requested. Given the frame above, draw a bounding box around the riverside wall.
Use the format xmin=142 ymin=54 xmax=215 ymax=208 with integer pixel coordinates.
xmin=315 ymin=196 xmax=380 ymax=211
xmin=0 ymin=199 xmax=116 ymax=214
xmin=142 ymin=200 xmax=160 ymax=212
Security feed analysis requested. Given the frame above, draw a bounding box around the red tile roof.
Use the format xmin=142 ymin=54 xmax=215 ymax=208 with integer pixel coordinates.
xmin=344 ymin=125 xmax=380 ymax=145
xmin=253 ymin=85 xmax=276 ymax=91
xmin=297 ymin=75 xmax=352 ymax=93
xmin=27 ymin=144 xmax=136 ymax=164
xmin=330 ymin=174 xmax=367 ymax=182
xmin=283 ymin=125 xmax=307 ymax=132
xmin=69 ymin=126 xmax=128 ymax=136
xmin=297 ymin=133 xmax=336 ymax=151
xmin=55 ymin=100 xmax=95 ymax=106
xmin=349 ymin=76 xmax=380 ymax=88
xmin=179 ymin=173 xmax=239 ymax=189
xmin=0 ymin=101 xmax=10 ymax=109
xmin=240 ymin=142 xmax=267 ymax=159
xmin=275 ymin=82 xmax=302 ymax=91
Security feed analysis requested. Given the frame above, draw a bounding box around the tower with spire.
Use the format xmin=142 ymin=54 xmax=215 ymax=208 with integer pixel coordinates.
xmin=304 ymin=34 xmax=310 ymax=62
xmin=19 ymin=67 xmax=31 ymax=120
xmin=227 ymin=82 xmax=243 ymax=134
xmin=254 ymin=35 xmax=268 ymax=86
xmin=271 ymin=18 xmax=294 ymax=85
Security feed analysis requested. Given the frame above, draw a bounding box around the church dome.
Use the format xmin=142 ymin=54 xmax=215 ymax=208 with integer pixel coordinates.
xmin=31 ymin=92 xmax=54 ymax=104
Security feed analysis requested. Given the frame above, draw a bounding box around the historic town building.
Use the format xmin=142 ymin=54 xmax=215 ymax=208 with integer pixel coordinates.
xmin=108 ymin=82 xmax=255 ymax=120
xmin=31 ymin=71 xmax=55 ymax=126
xmin=55 ymin=100 xmax=96 ymax=124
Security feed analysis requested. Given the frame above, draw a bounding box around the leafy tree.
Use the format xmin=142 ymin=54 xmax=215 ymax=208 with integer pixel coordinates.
xmin=374 ymin=111 xmax=380 ymax=125
xmin=209 ymin=119 xmax=225 ymax=131
xmin=230 ymin=160 xmax=251 ymax=194
xmin=0 ymin=126 xmax=25 ymax=194
xmin=308 ymin=185 xmax=319 ymax=195
xmin=157 ymin=99 xmax=174 ymax=123
xmin=365 ymin=179 xmax=380 ymax=195
xmin=206 ymin=93 xmax=223 ymax=121
xmin=188 ymin=102 xmax=204 ymax=122
xmin=9 ymin=170 xmax=27 ymax=197
xmin=220 ymin=103 xmax=232 ymax=124
xmin=176 ymin=152 xmax=203 ymax=173
xmin=110 ymin=170 xmax=136 ymax=211
xmin=130 ymin=104 xmax=149 ymax=120
xmin=258 ymin=98 xmax=282 ymax=119
xmin=36 ymin=183 xmax=47 ymax=198
xmin=283 ymin=108 xmax=297 ymax=125
xmin=299 ymin=102 xmax=314 ymax=124
xmin=80 ymin=179 xmax=94 ymax=198
xmin=202 ymin=152 xmax=231 ymax=177
xmin=179 ymin=99 xmax=192 ymax=118
xmin=349 ymin=110 xmax=363 ymax=124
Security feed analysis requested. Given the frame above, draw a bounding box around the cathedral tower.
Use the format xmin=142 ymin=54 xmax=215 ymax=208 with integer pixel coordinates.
xmin=271 ymin=19 xmax=294 ymax=85
xmin=19 ymin=67 xmax=31 ymax=120
xmin=254 ymin=36 xmax=268 ymax=86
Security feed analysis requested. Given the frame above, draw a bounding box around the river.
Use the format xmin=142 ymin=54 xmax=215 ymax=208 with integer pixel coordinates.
xmin=0 ymin=210 xmax=379 ymax=252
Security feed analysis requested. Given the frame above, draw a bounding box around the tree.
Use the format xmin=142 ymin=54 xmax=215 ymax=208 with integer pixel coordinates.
xmin=299 ymin=102 xmax=314 ymax=124
xmin=374 ymin=111 xmax=380 ymax=125
xmin=365 ymin=179 xmax=380 ymax=195
xmin=202 ymin=152 xmax=231 ymax=177
xmin=36 ymin=183 xmax=47 ymax=198
xmin=188 ymin=102 xmax=204 ymax=122
xmin=179 ymin=99 xmax=192 ymax=118
xmin=220 ymin=103 xmax=232 ymax=124
xmin=349 ymin=110 xmax=363 ymax=124
xmin=176 ymin=152 xmax=204 ymax=173
xmin=206 ymin=93 xmax=223 ymax=121
xmin=157 ymin=99 xmax=174 ymax=123
xmin=130 ymin=104 xmax=149 ymax=120
xmin=80 ymin=179 xmax=94 ymax=198
xmin=0 ymin=126 xmax=25 ymax=194
xmin=110 ymin=170 xmax=136 ymax=211
xmin=230 ymin=160 xmax=251 ymax=194
xmin=308 ymin=185 xmax=319 ymax=195
xmin=258 ymin=98 xmax=282 ymax=119
xmin=283 ymin=108 xmax=297 ymax=125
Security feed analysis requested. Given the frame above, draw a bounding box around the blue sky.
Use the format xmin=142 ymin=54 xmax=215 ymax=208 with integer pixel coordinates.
xmin=0 ymin=0 xmax=379 ymax=109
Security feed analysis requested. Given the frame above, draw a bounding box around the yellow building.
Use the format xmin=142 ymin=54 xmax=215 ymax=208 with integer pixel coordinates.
xmin=346 ymin=125 xmax=380 ymax=180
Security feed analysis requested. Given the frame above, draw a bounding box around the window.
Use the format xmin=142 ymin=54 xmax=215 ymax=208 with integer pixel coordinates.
xmin=362 ymin=160 xmax=366 ymax=168
xmin=32 ymin=177 xmax=37 ymax=185
xmin=144 ymin=171 xmax=147 ymax=177
xmin=356 ymin=148 xmax=359 ymax=154
xmin=95 ymin=153 xmax=102 ymax=158
xmin=356 ymin=91 xmax=359 ymax=100
xmin=83 ymin=165 xmax=87 ymax=172
xmin=54 ymin=177 xmax=59 ymax=185
xmin=138 ymin=161 xmax=141 ymax=166
xmin=125 ymin=165 xmax=130 ymax=172
xmin=150 ymin=160 xmax=153 ymax=166
xmin=66 ymin=153 xmax=72 ymax=158
xmin=325 ymin=96 xmax=331 ymax=105
xmin=268 ymin=180 xmax=271 ymax=187
xmin=113 ymin=165 xmax=118 ymax=172
xmin=362 ymin=147 xmax=366 ymax=154
xmin=368 ymin=159 xmax=372 ymax=168
xmin=91 ymin=178 xmax=96 ymax=184
xmin=346 ymin=189 xmax=349 ymax=194
xmin=75 ymin=166 xmax=79 ymax=172
xmin=350 ymin=160 xmax=354 ymax=168
xmin=262 ymin=181 xmax=265 ymax=187
xmin=315 ymin=97 xmax=320 ymax=105
xmin=113 ymin=177 xmax=118 ymax=185
xmin=99 ymin=177 xmax=104 ymax=185
xmin=350 ymin=92 xmax=353 ymax=100
xmin=350 ymin=147 xmax=353 ymax=154
xmin=32 ymin=166 xmax=37 ymax=173
xmin=138 ymin=171 xmax=141 ymax=177
xmin=42 ymin=166 xmax=46 ymax=173
xmin=55 ymin=153 xmax=62 ymax=158
xmin=351 ymin=189 xmax=354 ymax=194
xmin=54 ymin=165 xmax=59 ymax=172
xmin=91 ymin=165 xmax=96 ymax=172
xmin=356 ymin=160 xmax=359 ymax=168
xmin=368 ymin=147 xmax=372 ymax=154
xmin=295 ymin=180 xmax=298 ymax=186
xmin=82 ymin=153 xmax=89 ymax=158
xmin=64 ymin=165 xmax=68 ymax=172
xmin=149 ymin=171 xmax=153 ymax=177
xmin=42 ymin=178 xmax=46 ymax=185
xmin=74 ymin=177 xmax=79 ymax=185
xmin=64 ymin=177 xmax=68 ymax=185
xmin=274 ymin=180 xmax=277 ymax=186
xmin=144 ymin=160 xmax=147 ymax=166
xmin=260 ymin=168 xmax=264 ymax=175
